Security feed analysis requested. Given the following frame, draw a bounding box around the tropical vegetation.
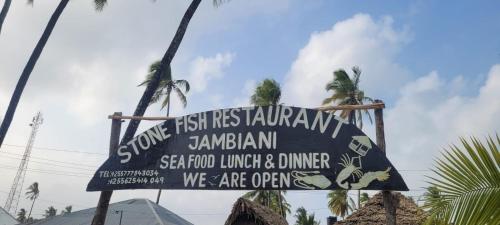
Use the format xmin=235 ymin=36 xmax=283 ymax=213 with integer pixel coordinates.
xmin=243 ymin=190 xmax=291 ymax=217
xmin=140 ymin=61 xmax=190 ymax=204
xmin=243 ymin=78 xmax=290 ymax=217
xmin=250 ymin=79 xmax=281 ymax=106
xmin=327 ymin=190 xmax=356 ymax=218
xmin=61 ymin=205 xmax=72 ymax=215
xmin=91 ymin=1 xmax=213 ymax=223
xmin=359 ymin=192 xmax=369 ymax=207
xmin=423 ymin=135 xmax=499 ymax=225
xmin=44 ymin=206 xmax=57 ymax=218
xmin=323 ymin=66 xmax=373 ymax=211
xmin=25 ymin=182 xmax=40 ymax=220
xmin=322 ymin=66 xmax=373 ymax=128
xmin=294 ymin=207 xmax=320 ymax=225
xmin=139 ymin=61 xmax=190 ymax=114
xmin=16 ymin=208 xmax=26 ymax=223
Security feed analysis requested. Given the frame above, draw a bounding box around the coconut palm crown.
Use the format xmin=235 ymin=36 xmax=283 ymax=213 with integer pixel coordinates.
xmin=327 ymin=189 xmax=356 ymax=218
xmin=250 ymin=79 xmax=281 ymax=106
xmin=294 ymin=207 xmax=320 ymax=225
xmin=322 ymin=66 xmax=373 ymax=128
xmin=139 ymin=61 xmax=190 ymax=113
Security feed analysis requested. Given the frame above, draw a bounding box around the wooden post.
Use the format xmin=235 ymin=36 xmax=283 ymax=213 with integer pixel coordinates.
xmin=90 ymin=112 xmax=122 ymax=225
xmin=374 ymin=100 xmax=397 ymax=225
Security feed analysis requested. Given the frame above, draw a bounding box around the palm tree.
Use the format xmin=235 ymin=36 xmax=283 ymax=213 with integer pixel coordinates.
xmin=17 ymin=208 xmax=27 ymax=223
xmin=61 ymin=205 xmax=72 ymax=215
xmin=243 ymin=190 xmax=291 ymax=217
xmin=245 ymin=78 xmax=289 ymax=217
xmin=323 ymin=66 xmax=373 ymax=206
xmin=139 ymin=61 xmax=190 ymax=115
xmin=119 ymin=0 xmax=229 ymax=144
xmin=327 ymin=190 xmax=356 ymax=218
xmin=422 ymin=186 xmax=446 ymax=225
xmin=0 ymin=0 xmax=108 ymax=148
xmin=250 ymin=79 xmax=281 ymax=106
xmin=322 ymin=66 xmax=373 ymax=128
xmin=423 ymin=135 xmax=499 ymax=225
xmin=93 ymin=1 xmax=218 ymax=224
xmin=25 ymin=182 xmax=39 ymax=220
xmin=359 ymin=192 xmax=369 ymax=207
xmin=139 ymin=61 xmax=190 ymax=204
xmin=44 ymin=206 xmax=57 ymax=218
xmin=294 ymin=207 xmax=320 ymax=225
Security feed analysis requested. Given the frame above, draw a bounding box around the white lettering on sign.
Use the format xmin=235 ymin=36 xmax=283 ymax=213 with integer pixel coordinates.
xmin=188 ymin=131 xmax=277 ymax=151
xmin=115 ymin=106 xmax=346 ymax=164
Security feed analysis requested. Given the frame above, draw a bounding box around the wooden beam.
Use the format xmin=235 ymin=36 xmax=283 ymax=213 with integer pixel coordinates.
xmin=315 ymin=102 xmax=385 ymax=111
xmin=107 ymin=115 xmax=174 ymax=121
xmin=108 ymin=103 xmax=386 ymax=121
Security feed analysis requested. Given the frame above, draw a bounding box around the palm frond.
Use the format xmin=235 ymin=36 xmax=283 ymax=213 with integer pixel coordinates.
xmin=149 ymin=89 xmax=163 ymax=105
xmin=356 ymin=109 xmax=363 ymax=129
xmin=251 ymin=79 xmax=281 ymax=106
xmin=160 ymin=85 xmax=173 ymax=109
xmin=213 ymin=0 xmax=230 ymax=7
xmin=174 ymin=79 xmax=190 ymax=93
xmin=173 ymin=85 xmax=187 ymax=108
xmin=424 ymin=135 xmax=500 ymax=225
xmin=94 ymin=0 xmax=107 ymax=11
xmin=352 ymin=66 xmax=361 ymax=89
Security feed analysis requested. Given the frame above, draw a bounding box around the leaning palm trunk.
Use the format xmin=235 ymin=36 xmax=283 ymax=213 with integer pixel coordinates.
xmin=0 ymin=0 xmax=12 ymax=35
xmin=91 ymin=1 xmax=202 ymax=224
xmin=156 ymin=94 xmax=171 ymax=204
xmin=120 ymin=0 xmax=200 ymax=146
xmin=0 ymin=0 xmax=69 ymax=147
xmin=27 ymin=198 xmax=36 ymax=220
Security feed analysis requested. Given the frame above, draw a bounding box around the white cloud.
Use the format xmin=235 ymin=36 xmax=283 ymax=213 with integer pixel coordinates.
xmin=64 ymin=62 xmax=120 ymax=125
xmin=188 ymin=52 xmax=235 ymax=93
xmin=282 ymin=14 xmax=411 ymax=107
xmin=232 ymin=79 xmax=256 ymax=107
xmin=384 ymin=64 xmax=500 ymax=190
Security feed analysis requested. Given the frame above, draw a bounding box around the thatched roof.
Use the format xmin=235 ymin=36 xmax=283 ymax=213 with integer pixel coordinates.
xmin=335 ymin=192 xmax=427 ymax=225
xmin=225 ymin=198 xmax=288 ymax=225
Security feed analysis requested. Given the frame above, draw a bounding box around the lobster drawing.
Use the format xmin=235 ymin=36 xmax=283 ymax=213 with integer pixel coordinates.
xmin=336 ymin=154 xmax=363 ymax=189
xmin=291 ymin=171 xmax=332 ymax=190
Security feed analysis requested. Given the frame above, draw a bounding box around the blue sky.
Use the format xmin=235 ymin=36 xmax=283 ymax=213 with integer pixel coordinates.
xmin=0 ymin=1 xmax=499 ymax=225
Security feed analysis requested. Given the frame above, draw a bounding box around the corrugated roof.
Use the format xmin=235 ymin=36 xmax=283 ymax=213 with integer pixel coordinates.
xmin=0 ymin=207 xmax=17 ymax=225
xmin=28 ymin=198 xmax=193 ymax=225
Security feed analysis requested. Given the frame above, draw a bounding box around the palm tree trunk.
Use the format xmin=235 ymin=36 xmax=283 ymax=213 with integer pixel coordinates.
xmin=156 ymin=94 xmax=171 ymax=204
xmin=0 ymin=0 xmax=12 ymax=35
xmin=27 ymin=198 xmax=36 ymax=219
xmin=277 ymin=190 xmax=284 ymax=217
xmin=0 ymin=0 xmax=69 ymax=147
xmin=120 ymin=0 xmax=201 ymax=147
xmin=92 ymin=1 xmax=201 ymax=224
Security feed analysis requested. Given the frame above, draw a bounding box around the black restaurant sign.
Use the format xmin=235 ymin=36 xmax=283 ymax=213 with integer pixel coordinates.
xmin=87 ymin=106 xmax=408 ymax=191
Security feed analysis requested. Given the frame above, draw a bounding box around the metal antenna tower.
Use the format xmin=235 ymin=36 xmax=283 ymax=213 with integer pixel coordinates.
xmin=4 ymin=112 xmax=43 ymax=215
